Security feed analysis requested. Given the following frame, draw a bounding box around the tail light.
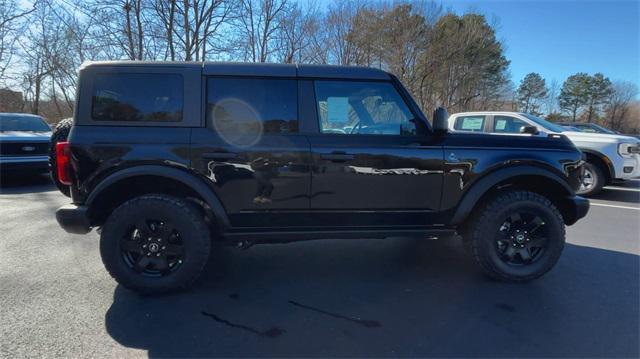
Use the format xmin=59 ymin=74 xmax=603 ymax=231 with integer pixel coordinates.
xmin=56 ymin=141 xmax=72 ymax=185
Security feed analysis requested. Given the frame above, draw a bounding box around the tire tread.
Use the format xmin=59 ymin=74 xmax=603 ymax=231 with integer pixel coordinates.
xmin=100 ymin=194 xmax=210 ymax=294
xmin=469 ymin=190 xmax=565 ymax=282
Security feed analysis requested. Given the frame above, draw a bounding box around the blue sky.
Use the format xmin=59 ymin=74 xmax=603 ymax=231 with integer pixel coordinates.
xmin=446 ymin=0 xmax=640 ymax=88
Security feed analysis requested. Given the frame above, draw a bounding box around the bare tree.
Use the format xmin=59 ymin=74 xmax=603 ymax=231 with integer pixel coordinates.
xmin=605 ymin=81 xmax=638 ymax=131
xmin=235 ymin=0 xmax=288 ymax=62
xmin=0 ymin=0 xmax=37 ymax=81
xmin=545 ymin=78 xmax=559 ymax=115
xmin=275 ymin=1 xmax=316 ymax=64
xmin=19 ymin=1 xmax=56 ymax=115
xmin=172 ymin=0 xmax=234 ymax=61
xmin=323 ymin=1 xmax=361 ymax=65
xmin=153 ymin=0 xmax=177 ymax=60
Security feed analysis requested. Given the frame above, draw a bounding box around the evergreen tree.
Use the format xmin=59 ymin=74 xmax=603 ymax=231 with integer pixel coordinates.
xmin=559 ymin=73 xmax=590 ymax=121
xmin=517 ymin=72 xmax=547 ymax=115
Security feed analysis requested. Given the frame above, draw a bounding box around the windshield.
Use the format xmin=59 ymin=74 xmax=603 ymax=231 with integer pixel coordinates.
xmin=0 ymin=115 xmax=50 ymax=132
xmin=587 ymin=124 xmax=617 ymax=134
xmin=521 ymin=113 xmax=566 ymax=133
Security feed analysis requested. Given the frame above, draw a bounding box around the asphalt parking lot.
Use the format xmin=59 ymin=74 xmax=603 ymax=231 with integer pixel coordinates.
xmin=1 ymin=175 xmax=638 ymax=358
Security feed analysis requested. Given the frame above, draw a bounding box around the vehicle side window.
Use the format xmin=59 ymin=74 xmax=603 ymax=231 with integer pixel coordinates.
xmin=314 ymin=81 xmax=417 ymax=136
xmin=91 ymin=73 xmax=183 ymax=122
xmin=207 ymin=77 xmax=298 ymax=135
xmin=454 ymin=116 xmax=485 ymax=132
xmin=493 ymin=116 xmax=528 ymax=134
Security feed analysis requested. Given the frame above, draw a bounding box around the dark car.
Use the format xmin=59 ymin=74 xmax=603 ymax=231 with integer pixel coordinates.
xmin=558 ymin=121 xmax=640 ymax=139
xmin=557 ymin=122 xmax=619 ymax=135
xmin=0 ymin=113 xmax=52 ymax=174
xmin=53 ymin=61 xmax=589 ymax=294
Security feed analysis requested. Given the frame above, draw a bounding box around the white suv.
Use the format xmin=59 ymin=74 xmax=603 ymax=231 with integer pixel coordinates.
xmin=448 ymin=111 xmax=640 ymax=196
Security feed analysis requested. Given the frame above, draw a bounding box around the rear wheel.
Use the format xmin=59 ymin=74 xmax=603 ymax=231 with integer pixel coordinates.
xmin=577 ymin=161 xmax=604 ymax=196
xmin=49 ymin=118 xmax=73 ymax=196
xmin=100 ymin=194 xmax=211 ymax=294
xmin=467 ymin=190 xmax=565 ymax=282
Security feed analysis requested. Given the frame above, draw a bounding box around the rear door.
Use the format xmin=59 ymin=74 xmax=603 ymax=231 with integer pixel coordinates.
xmin=190 ymin=76 xmax=311 ymax=229
xmin=305 ymin=79 xmax=444 ymax=227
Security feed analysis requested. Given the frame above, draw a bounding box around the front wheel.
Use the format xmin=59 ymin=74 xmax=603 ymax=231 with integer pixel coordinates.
xmin=100 ymin=194 xmax=211 ymax=294
xmin=467 ymin=190 xmax=565 ymax=282
xmin=577 ymin=162 xmax=604 ymax=196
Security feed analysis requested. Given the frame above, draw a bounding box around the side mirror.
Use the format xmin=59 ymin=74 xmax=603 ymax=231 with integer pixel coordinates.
xmin=432 ymin=107 xmax=449 ymax=133
xmin=520 ymin=126 xmax=539 ymax=135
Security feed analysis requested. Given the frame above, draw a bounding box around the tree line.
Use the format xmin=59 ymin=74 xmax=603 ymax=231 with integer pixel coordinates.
xmin=516 ymin=71 xmax=638 ymax=132
xmin=0 ymin=0 xmax=638 ymax=133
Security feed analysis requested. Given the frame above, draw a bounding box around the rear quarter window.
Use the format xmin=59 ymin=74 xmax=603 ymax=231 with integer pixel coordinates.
xmin=91 ymin=73 xmax=183 ymax=122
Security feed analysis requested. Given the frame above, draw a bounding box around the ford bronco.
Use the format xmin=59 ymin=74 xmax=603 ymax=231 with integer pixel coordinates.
xmin=54 ymin=62 xmax=589 ymax=294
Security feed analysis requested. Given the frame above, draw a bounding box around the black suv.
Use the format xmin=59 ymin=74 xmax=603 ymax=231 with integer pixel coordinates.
xmin=54 ymin=61 xmax=588 ymax=294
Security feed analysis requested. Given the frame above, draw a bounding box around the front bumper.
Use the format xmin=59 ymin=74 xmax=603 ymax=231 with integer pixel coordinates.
xmin=565 ymin=195 xmax=590 ymax=225
xmin=0 ymin=155 xmax=49 ymax=172
xmin=616 ymin=154 xmax=640 ymax=180
xmin=56 ymin=205 xmax=92 ymax=234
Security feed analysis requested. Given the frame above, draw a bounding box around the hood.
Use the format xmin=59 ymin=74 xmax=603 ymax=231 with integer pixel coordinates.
xmin=562 ymin=131 xmax=640 ymax=144
xmin=0 ymin=130 xmax=52 ymax=142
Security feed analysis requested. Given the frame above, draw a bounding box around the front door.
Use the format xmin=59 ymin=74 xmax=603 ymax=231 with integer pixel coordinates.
xmin=307 ymin=80 xmax=444 ymax=227
xmin=191 ymin=76 xmax=311 ymax=229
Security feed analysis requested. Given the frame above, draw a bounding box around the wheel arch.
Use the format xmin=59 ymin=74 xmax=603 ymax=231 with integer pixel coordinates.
xmin=86 ymin=165 xmax=230 ymax=230
xmin=450 ymin=165 xmax=579 ymax=228
xmin=579 ymin=148 xmax=614 ymax=185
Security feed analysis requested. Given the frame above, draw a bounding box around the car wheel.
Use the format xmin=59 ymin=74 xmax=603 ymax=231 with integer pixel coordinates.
xmin=49 ymin=118 xmax=73 ymax=197
xmin=100 ymin=194 xmax=211 ymax=294
xmin=577 ymin=162 xmax=604 ymax=196
xmin=468 ymin=190 xmax=565 ymax=282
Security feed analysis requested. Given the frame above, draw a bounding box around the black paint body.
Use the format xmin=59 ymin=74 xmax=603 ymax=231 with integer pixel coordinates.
xmin=58 ymin=62 xmax=587 ymax=241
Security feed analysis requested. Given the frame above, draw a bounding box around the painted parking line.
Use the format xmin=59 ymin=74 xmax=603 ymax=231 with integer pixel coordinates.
xmin=590 ymin=202 xmax=640 ymax=211
xmin=604 ymin=186 xmax=640 ymax=192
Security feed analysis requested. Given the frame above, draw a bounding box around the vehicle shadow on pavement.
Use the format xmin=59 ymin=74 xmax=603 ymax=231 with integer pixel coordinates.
xmin=592 ymin=188 xmax=640 ymax=204
xmin=104 ymin=238 xmax=639 ymax=358
xmin=0 ymin=173 xmax=55 ymax=194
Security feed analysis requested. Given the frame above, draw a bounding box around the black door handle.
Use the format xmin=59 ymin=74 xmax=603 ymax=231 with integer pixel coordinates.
xmin=321 ymin=152 xmax=354 ymax=162
xmin=202 ymin=152 xmax=237 ymax=160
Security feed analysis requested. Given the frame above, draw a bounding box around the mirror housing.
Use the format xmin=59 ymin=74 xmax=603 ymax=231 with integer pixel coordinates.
xmin=432 ymin=107 xmax=449 ymax=133
xmin=520 ymin=126 xmax=540 ymax=135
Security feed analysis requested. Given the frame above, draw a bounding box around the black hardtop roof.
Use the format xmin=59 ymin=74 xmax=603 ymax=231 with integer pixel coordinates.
xmin=80 ymin=61 xmax=390 ymax=80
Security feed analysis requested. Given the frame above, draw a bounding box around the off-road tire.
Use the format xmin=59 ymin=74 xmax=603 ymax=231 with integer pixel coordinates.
xmin=100 ymin=194 xmax=211 ymax=294
xmin=577 ymin=161 xmax=604 ymax=197
xmin=468 ymin=190 xmax=565 ymax=282
xmin=49 ymin=118 xmax=73 ymax=196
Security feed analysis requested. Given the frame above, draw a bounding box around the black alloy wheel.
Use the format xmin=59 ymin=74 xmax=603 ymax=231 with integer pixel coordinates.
xmin=100 ymin=194 xmax=210 ymax=294
xmin=467 ymin=190 xmax=565 ymax=282
xmin=496 ymin=212 xmax=548 ymax=265
xmin=121 ymin=219 xmax=185 ymax=276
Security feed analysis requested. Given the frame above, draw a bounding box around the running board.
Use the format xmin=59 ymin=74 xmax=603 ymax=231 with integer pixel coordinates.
xmin=222 ymin=228 xmax=457 ymax=244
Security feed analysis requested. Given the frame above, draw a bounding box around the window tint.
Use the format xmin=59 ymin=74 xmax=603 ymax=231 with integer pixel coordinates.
xmin=314 ymin=81 xmax=417 ymax=136
xmin=454 ymin=116 xmax=485 ymax=132
xmin=207 ymin=77 xmax=298 ymax=137
xmin=493 ymin=116 xmax=528 ymax=133
xmin=91 ymin=73 xmax=183 ymax=122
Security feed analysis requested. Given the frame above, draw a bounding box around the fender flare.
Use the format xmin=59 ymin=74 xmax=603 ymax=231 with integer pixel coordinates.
xmin=449 ymin=165 xmax=573 ymax=225
xmin=86 ymin=165 xmax=230 ymax=229
xmin=579 ymin=148 xmax=615 ymax=182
